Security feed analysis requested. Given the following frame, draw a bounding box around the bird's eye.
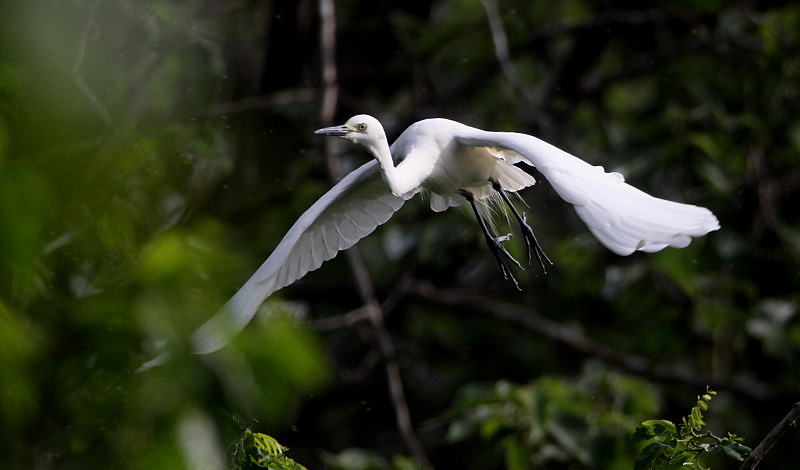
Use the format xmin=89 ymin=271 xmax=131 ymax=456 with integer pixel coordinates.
xmin=357 ymin=123 xmax=367 ymax=131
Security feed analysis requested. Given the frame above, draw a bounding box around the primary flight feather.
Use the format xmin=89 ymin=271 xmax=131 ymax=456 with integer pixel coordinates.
xmin=192 ymin=114 xmax=719 ymax=354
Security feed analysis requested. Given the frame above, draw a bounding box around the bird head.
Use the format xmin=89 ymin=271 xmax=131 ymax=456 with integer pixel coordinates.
xmin=315 ymin=114 xmax=386 ymax=149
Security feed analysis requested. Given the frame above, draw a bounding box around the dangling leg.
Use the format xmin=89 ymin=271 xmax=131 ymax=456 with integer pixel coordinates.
xmin=489 ymin=178 xmax=553 ymax=274
xmin=459 ymin=189 xmax=522 ymax=290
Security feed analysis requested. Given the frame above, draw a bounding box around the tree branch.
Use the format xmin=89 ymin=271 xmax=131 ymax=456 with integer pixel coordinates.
xmin=411 ymin=282 xmax=783 ymax=401
xmin=479 ymin=0 xmax=534 ymax=107
xmin=310 ymin=271 xmax=415 ymax=331
xmin=317 ymin=1 xmax=430 ymax=466
xmin=437 ymin=10 xmax=672 ymax=108
xmin=340 ymin=248 xmax=431 ymax=469
xmin=739 ymin=402 xmax=800 ymax=470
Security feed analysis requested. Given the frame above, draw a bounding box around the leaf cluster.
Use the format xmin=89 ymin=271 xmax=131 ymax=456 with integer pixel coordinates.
xmin=632 ymin=389 xmax=751 ymax=470
xmin=445 ymin=364 xmax=657 ymax=469
xmin=229 ymin=415 xmax=308 ymax=470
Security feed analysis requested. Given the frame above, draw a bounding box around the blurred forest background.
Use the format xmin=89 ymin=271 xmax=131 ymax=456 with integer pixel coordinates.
xmin=1 ymin=0 xmax=799 ymax=469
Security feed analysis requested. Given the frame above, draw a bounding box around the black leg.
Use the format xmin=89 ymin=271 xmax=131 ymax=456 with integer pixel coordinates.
xmin=459 ymin=189 xmax=522 ymax=290
xmin=489 ymin=178 xmax=553 ymax=274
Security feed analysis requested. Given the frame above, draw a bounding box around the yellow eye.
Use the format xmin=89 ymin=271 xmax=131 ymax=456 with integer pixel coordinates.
xmin=357 ymin=123 xmax=367 ymax=131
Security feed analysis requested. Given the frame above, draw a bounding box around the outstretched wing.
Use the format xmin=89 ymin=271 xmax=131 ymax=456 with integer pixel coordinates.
xmin=193 ymin=160 xmax=406 ymax=354
xmin=454 ymin=125 xmax=720 ymax=255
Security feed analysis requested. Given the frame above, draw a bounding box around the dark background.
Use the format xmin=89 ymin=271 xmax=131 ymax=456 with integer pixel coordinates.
xmin=1 ymin=0 xmax=799 ymax=469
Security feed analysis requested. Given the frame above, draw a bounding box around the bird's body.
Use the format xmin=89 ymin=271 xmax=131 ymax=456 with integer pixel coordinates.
xmin=382 ymin=118 xmax=535 ymax=210
xmin=191 ymin=114 xmax=719 ymax=354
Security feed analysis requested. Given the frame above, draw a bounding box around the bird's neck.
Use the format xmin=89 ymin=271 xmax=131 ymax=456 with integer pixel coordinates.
xmin=368 ymin=139 xmax=415 ymax=197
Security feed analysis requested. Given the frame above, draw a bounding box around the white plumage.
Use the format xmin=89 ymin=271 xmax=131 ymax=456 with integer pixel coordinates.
xmin=192 ymin=114 xmax=719 ymax=354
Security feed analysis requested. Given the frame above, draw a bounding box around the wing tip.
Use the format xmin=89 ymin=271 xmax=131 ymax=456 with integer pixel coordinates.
xmin=591 ymin=214 xmax=720 ymax=256
xmin=191 ymin=320 xmax=233 ymax=354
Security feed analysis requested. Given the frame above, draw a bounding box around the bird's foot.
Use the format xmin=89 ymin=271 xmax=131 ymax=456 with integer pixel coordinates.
xmin=486 ymin=232 xmax=523 ymax=290
xmin=520 ymin=212 xmax=553 ymax=274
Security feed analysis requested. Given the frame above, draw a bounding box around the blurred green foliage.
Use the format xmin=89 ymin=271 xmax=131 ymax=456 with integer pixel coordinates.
xmin=445 ymin=364 xmax=658 ymax=469
xmin=1 ymin=0 xmax=799 ymax=469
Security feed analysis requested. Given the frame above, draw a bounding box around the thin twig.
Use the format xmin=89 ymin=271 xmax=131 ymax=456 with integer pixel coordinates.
xmin=411 ymin=282 xmax=783 ymax=401
xmin=479 ymin=0 xmax=534 ymax=107
xmin=73 ymin=0 xmax=111 ymax=128
xmin=480 ymin=0 xmax=563 ymax=137
xmin=739 ymin=402 xmax=800 ymax=470
xmin=316 ymin=1 xmax=431 ymax=466
xmin=311 ymin=306 xmax=372 ymax=331
xmin=318 ymin=0 xmax=342 ymax=178
xmin=310 ymin=272 xmax=415 ymax=331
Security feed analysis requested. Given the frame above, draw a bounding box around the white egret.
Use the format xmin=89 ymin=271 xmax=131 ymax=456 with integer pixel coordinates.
xmin=192 ymin=114 xmax=719 ymax=354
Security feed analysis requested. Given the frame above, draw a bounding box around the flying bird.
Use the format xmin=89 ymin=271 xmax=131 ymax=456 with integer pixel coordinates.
xmin=192 ymin=114 xmax=719 ymax=354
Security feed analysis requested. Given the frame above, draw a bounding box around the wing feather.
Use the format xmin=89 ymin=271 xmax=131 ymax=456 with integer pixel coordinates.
xmin=192 ymin=160 xmax=405 ymax=354
xmin=455 ymin=126 xmax=719 ymax=256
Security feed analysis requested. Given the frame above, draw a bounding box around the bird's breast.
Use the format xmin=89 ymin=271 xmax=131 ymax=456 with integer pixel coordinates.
xmin=417 ymin=144 xmax=496 ymax=196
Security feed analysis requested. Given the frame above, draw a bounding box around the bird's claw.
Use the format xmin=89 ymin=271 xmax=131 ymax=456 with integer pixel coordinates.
xmin=495 ymin=233 xmax=513 ymax=243
xmin=488 ymin=177 xmax=553 ymax=276
xmin=520 ymin=212 xmax=553 ymax=274
xmin=486 ymin=233 xmax=523 ymax=290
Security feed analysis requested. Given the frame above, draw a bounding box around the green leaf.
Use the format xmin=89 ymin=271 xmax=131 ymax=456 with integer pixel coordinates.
xmin=232 ymin=430 xmax=308 ymax=470
xmin=250 ymin=431 xmax=288 ymax=456
xmin=696 ymin=400 xmax=708 ymax=411
xmin=632 ymin=425 xmax=656 ymax=442
xmin=661 ymin=436 xmax=679 ymax=449
xmin=690 ymin=407 xmax=705 ymax=429
xmin=634 ymin=442 xmax=669 ymax=470
xmin=723 ymin=443 xmax=752 ymax=462
xmin=663 ymin=453 xmax=692 ymax=470
xmin=644 ymin=420 xmax=678 ymax=435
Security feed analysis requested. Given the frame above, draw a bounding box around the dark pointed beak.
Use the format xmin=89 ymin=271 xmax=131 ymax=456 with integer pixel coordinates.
xmin=314 ymin=125 xmax=351 ymax=137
